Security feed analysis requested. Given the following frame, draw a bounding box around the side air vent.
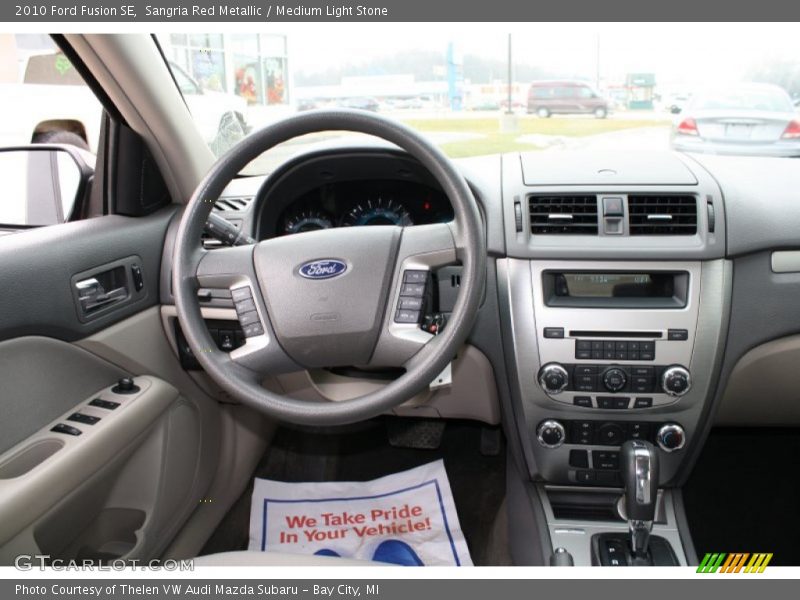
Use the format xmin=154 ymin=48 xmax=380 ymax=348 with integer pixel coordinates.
xmin=213 ymin=196 xmax=253 ymax=212
xmin=529 ymin=195 xmax=598 ymax=234
xmin=628 ymin=195 xmax=697 ymax=235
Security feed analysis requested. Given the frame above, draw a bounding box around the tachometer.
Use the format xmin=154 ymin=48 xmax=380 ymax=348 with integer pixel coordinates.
xmin=283 ymin=210 xmax=333 ymax=235
xmin=343 ymin=197 xmax=413 ymax=227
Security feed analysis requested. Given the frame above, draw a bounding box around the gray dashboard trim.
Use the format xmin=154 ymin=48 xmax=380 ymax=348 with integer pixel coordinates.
xmin=687 ymin=153 xmax=800 ymax=257
xmin=680 ymin=251 xmax=800 ymax=483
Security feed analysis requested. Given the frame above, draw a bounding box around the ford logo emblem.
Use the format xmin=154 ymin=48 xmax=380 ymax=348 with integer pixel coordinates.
xmin=298 ymin=259 xmax=348 ymax=280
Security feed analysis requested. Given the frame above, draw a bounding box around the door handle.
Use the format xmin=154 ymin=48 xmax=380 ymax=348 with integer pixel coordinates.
xmin=76 ymin=277 xmax=128 ymax=313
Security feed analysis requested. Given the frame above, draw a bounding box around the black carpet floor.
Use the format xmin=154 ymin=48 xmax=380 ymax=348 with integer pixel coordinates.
xmin=201 ymin=418 xmax=508 ymax=565
xmin=683 ymin=427 xmax=800 ymax=566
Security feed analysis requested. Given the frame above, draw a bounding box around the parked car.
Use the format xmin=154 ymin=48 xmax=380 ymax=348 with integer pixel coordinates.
xmin=671 ymin=83 xmax=800 ymax=157
xmin=662 ymin=92 xmax=693 ymax=114
xmin=336 ymin=97 xmax=380 ymax=112
xmin=527 ymin=80 xmax=609 ymax=118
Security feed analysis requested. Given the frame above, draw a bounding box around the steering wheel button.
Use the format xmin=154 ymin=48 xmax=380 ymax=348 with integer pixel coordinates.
xmin=395 ymin=309 xmax=421 ymax=323
xmin=403 ymin=270 xmax=428 ymax=283
xmin=400 ymin=283 xmax=426 ymax=297
xmin=238 ymin=311 xmax=260 ymax=327
xmin=231 ymin=287 xmax=252 ymax=302
xmin=398 ymin=297 xmax=423 ymax=310
xmin=235 ymin=298 xmax=256 ymax=314
xmin=242 ymin=322 xmax=264 ymax=338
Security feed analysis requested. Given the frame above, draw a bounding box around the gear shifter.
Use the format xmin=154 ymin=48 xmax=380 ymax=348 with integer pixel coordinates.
xmin=620 ymin=440 xmax=659 ymax=560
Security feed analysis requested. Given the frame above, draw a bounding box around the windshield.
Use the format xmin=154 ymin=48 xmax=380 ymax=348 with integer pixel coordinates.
xmin=159 ymin=24 xmax=800 ymax=173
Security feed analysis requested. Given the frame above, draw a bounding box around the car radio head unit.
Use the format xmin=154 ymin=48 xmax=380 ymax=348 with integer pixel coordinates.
xmin=543 ymin=270 xmax=689 ymax=309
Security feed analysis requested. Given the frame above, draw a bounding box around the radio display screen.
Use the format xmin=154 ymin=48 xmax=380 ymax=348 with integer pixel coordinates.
xmin=554 ymin=273 xmax=675 ymax=298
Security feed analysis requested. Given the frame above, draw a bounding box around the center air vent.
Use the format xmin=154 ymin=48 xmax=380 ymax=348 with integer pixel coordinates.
xmin=213 ymin=196 xmax=253 ymax=212
xmin=529 ymin=195 xmax=598 ymax=234
xmin=628 ymin=195 xmax=697 ymax=235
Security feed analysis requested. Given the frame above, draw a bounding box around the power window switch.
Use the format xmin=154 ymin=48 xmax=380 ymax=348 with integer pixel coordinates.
xmin=89 ymin=398 xmax=120 ymax=410
xmin=68 ymin=413 xmax=100 ymax=426
xmin=51 ymin=423 xmax=82 ymax=436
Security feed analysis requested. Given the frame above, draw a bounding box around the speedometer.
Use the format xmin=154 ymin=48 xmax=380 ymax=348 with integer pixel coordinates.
xmin=343 ymin=197 xmax=413 ymax=227
xmin=283 ymin=210 xmax=333 ymax=235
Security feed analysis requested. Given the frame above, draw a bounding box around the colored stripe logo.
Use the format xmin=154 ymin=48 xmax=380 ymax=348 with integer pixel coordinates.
xmin=697 ymin=553 xmax=772 ymax=573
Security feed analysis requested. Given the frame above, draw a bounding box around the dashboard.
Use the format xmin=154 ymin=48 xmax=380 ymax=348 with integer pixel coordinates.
xmin=188 ymin=144 xmax=800 ymax=491
xmin=166 ymin=139 xmax=800 ymax=567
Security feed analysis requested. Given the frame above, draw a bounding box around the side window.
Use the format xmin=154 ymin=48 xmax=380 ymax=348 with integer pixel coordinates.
xmin=578 ymin=86 xmax=594 ymax=98
xmin=0 ymin=34 xmax=100 ymax=229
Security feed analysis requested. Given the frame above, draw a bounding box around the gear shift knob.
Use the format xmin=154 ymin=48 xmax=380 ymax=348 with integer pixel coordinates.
xmin=620 ymin=440 xmax=659 ymax=558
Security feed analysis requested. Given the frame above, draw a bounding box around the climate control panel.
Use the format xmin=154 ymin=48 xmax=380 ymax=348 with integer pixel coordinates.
xmin=535 ymin=419 xmax=686 ymax=485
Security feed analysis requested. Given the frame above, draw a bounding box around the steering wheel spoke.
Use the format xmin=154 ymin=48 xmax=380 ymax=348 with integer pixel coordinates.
xmin=195 ymin=245 xmax=301 ymax=377
xmin=368 ymin=222 xmax=459 ymax=367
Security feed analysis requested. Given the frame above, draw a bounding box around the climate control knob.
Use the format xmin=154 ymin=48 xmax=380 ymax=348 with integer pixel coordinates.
xmin=661 ymin=366 xmax=691 ymax=397
xmin=538 ymin=363 xmax=569 ymax=394
xmin=602 ymin=367 xmax=627 ymax=393
xmin=537 ymin=420 xmax=566 ymax=448
xmin=656 ymin=423 xmax=686 ymax=452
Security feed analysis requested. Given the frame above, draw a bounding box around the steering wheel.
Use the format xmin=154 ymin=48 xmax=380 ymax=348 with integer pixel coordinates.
xmin=172 ymin=110 xmax=486 ymax=425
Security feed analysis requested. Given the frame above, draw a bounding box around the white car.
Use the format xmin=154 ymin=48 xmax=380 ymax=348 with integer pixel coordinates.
xmin=0 ymin=52 xmax=248 ymax=153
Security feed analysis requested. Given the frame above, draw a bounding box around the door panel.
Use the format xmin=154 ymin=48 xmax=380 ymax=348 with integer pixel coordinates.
xmin=0 ymin=337 xmax=124 ymax=454
xmin=0 ymin=207 xmax=175 ymax=341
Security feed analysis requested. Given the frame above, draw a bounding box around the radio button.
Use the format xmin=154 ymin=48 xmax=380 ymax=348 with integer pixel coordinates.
xmin=640 ymin=341 xmax=656 ymax=361
xmin=573 ymin=396 xmax=593 ymax=408
xmin=612 ymin=397 xmax=630 ymax=409
xmin=574 ymin=365 xmax=598 ymax=376
xmin=574 ymin=375 xmax=596 ymax=392
xmin=633 ymin=397 xmax=654 ymax=408
xmin=602 ymin=367 xmax=628 ymax=393
xmin=543 ymin=327 xmax=565 ymax=339
xmin=597 ymin=397 xmax=614 ymax=409
xmin=631 ymin=376 xmax=653 ymax=393
xmin=667 ymin=329 xmax=689 ymax=341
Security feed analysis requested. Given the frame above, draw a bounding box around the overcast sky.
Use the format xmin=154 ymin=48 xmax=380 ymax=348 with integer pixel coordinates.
xmin=275 ymin=22 xmax=800 ymax=86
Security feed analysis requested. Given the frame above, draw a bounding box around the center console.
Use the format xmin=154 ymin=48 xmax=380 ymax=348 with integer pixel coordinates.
xmin=498 ymin=151 xmax=731 ymax=566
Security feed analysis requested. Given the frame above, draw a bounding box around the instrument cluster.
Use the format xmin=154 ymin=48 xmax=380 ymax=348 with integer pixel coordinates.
xmin=276 ymin=179 xmax=453 ymax=237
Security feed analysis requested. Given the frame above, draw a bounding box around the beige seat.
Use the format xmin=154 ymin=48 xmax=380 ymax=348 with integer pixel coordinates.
xmin=192 ymin=551 xmax=381 ymax=566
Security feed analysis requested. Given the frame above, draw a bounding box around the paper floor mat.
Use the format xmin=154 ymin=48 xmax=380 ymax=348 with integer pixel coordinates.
xmin=247 ymin=459 xmax=472 ymax=566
